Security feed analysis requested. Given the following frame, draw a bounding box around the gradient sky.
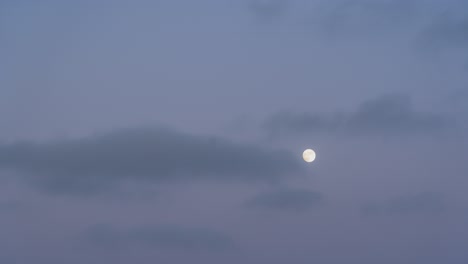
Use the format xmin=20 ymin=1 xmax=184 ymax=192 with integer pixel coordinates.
xmin=1 ymin=0 xmax=468 ymax=263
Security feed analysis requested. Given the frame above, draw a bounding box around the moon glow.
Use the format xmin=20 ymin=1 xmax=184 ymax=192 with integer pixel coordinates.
xmin=302 ymin=149 xmax=316 ymax=163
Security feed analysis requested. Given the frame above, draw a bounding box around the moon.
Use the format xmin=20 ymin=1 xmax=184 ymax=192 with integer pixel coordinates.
xmin=302 ymin=149 xmax=316 ymax=163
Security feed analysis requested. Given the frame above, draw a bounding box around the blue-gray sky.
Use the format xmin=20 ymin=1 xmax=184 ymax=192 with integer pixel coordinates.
xmin=1 ymin=0 xmax=468 ymax=263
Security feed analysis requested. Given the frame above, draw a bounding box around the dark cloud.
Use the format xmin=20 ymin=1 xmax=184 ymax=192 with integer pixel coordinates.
xmin=85 ymin=224 xmax=235 ymax=251
xmin=264 ymin=94 xmax=453 ymax=138
xmin=247 ymin=0 xmax=290 ymax=21
xmin=0 ymin=127 xmax=304 ymax=194
xmin=0 ymin=201 xmax=22 ymax=213
xmin=419 ymin=16 xmax=468 ymax=52
xmin=415 ymin=11 xmax=468 ymax=73
xmin=362 ymin=192 xmax=446 ymax=215
xmin=244 ymin=189 xmax=323 ymax=212
xmin=310 ymin=0 xmax=417 ymax=37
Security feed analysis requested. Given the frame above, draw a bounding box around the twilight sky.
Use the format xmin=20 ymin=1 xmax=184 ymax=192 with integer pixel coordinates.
xmin=1 ymin=0 xmax=468 ymax=263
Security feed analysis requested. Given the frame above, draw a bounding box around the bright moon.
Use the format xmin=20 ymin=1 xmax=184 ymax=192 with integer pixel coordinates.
xmin=303 ymin=149 xmax=316 ymax=163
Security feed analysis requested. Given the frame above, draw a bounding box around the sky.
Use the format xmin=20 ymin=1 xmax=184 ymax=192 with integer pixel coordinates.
xmin=0 ymin=0 xmax=468 ymax=263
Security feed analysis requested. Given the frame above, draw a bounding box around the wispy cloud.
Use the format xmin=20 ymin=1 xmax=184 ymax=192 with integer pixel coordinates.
xmin=264 ymin=93 xmax=454 ymax=138
xmin=310 ymin=0 xmax=418 ymax=37
xmin=419 ymin=16 xmax=468 ymax=52
xmin=244 ymin=189 xmax=323 ymax=212
xmin=362 ymin=192 xmax=446 ymax=215
xmin=85 ymin=224 xmax=236 ymax=251
xmin=247 ymin=0 xmax=290 ymax=21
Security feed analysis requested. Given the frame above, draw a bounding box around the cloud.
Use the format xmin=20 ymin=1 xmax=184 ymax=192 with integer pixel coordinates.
xmin=362 ymin=192 xmax=446 ymax=215
xmin=85 ymin=224 xmax=235 ymax=251
xmin=247 ymin=0 xmax=290 ymax=21
xmin=263 ymin=93 xmax=453 ymax=138
xmin=0 ymin=201 xmax=22 ymax=213
xmin=418 ymin=16 xmax=468 ymax=52
xmin=310 ymin=0 xmax=417 ymax=37
xmin=0 ymin=127 xmax=304 ymax=194
xmin=244 ymin=189 xmax=323 ymax=212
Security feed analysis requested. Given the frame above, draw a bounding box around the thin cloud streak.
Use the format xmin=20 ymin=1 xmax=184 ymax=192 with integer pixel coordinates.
xmin=362 ymin=192 xmax=446 ymax=216
xmin=85 ymin=224 xmax=236 ymax=251
xmin=244 ymin=189 xmax=323 ymax=212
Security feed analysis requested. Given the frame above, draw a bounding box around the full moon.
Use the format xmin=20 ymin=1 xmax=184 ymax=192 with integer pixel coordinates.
xmin=302 ymin=149 xmax=316 ymax=163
